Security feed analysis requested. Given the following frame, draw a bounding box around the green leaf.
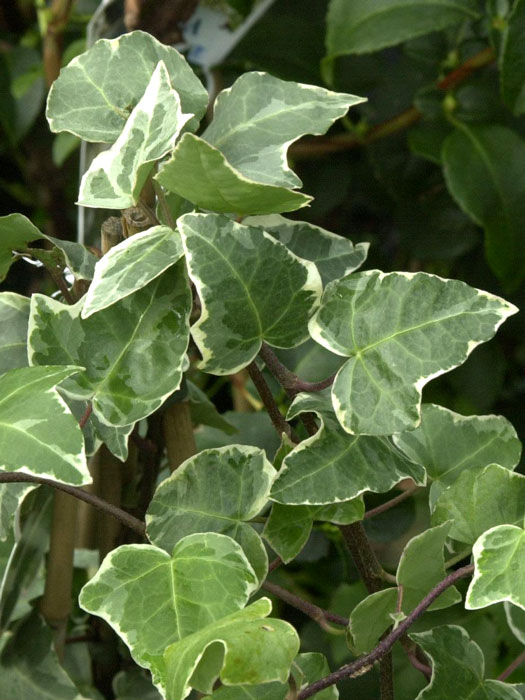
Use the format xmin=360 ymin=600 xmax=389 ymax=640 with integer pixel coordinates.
xmin=0 ymin=610 xmax=89 ymax=700
xmin=292 ymin=653 xmax=339 ymax=700
xmin=0 ymin=484 xmax=35 ymax=542
xmin=155 ymin=133 xmax=312 ymax=216
xmin=0 ymin=366 xmax=89 ymax=485
xmin=113 ymin=668 xmax=162 ymax=700
xmin=393 ymin=404 xmax=521 ymax=502
xmin=0 ymin=293 xmax=30 ymax=374
xmin=505 ymin=602 xmax=525 ymax=645
xmin=0 ymin=214 xmax=43 ymax=283
xmin=202 ymin=72 xmax=365 ymax=188
xmin=195 ymin=411 xmax=280 ymax=459
xmin=309 ymin=271 xmax=517 ymax=435
xmin=81 ymin=226 xmax=184 ymax=318
xmin=409 ymin=625 xmax=523 ymax=700
xmin=44 ymin=237 xmax=97 ymax=281
xmin=263 ymin=499 xmax=364 ymax=563
xmin=466 ymin=524 xmax=525 ymax=611
xmin=348 ymin=588 xmax=398 ymax=654
xmin=270 ymin=391 xmax=425 ymax=505
xmin=78 ymin=62 xmax=192 ymax=210
xmin=500 ymin=0 xmax=525 ymax=114
xmin=90 ymin=413 xmax=135 ymax=462
xmin=146 ymin=445 xmax=275 ymax=582
xmin=52 ymin=131 xmax=80 ymax=167
xmin=178 ymin=214 xmax=321 ymax=375
xmin=432 ymin=464 xmax=525 ymax=544
xmin=46 ymin=30 xmax=207 ymax=142
xmin=163 ymin=599 xmax=299 ymax=700
xmin=244 ymin=215 xmax=369 ymax=284
xmin=28 ymin=262 xmax=191 ymax=427
xmin=204 ymin=681 xmax=286 ymax=700
xmin=442 ymin=124 xmax=525 ymax=289
xmin=187 ymin=382 xmax=237 ymax=435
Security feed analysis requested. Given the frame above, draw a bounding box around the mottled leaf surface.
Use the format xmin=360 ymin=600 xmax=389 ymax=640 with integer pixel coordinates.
xmin=0 ymin=484 xmax=35 ymax=542
xmin=28 ymin=262 xmax=191 ymax=426
xmin=310 ymin=271 xmax=517 ymax=435
xmin=156 ymin=134 xmax=311 ymax=215
xmin=270 ymin=392 xmax=425 ymax=505
xmin=467 ymin=524 xmax=525 ymax=611
xmin=146 ymin=445 xmax=275 ymax=581
xmin=410 ymin=625 xmax=522 ymax=699
xmin=44 ymin=236 xmax=97 ymax=281
xmin=0 ymin=293 xmax=30 ymax=373
xmin=78 ymin=63 xmax=192 ymax=210
xmin=0 ymin=366 xmax=88 ymax=485
xmin=82 ymin=226 xmax=184 ymax=317
xmin=179 ymin=214 xmax=321 ymax=375
xmin=245 ymin=215 xmax=369 ymax=284
xmin=0 ymin=214 xmax=43 ymax=282
xmin=501 ymin=0 xmax=525 ymax=115
xmin=46 ymin=30 xmax=207 ymax=141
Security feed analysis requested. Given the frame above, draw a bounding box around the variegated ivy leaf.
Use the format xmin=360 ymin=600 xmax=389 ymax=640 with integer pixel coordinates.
xmin=44 ymin=236 xmax=98 ymax=281
xmin=0 ymin=293 xmax=30 ymax=374
xmin=46 ymin=30 xmax=207 ymax=142
xmin=432 ymin=464 xmax=525 ymax=544
xmin=178 ymin=214 xmax=322 ymax=375
xmin=82 ymin=226 xmax=184 ymax=318
xmin=28 ymin=262 xmax=191 ymax=427
xmin=202 ymin=72 xmax=365 ymax=188
xmin=466 ymin=523 xmax=525 ymax=611
xmin=155 ymin=133 xmax=312 ymax=216
xmin=0 ymin=365 xmax=89 ymax=485
xmin=146 ymin=445 xmax=276 ymax=582
xmin=78 ymin=62 xmax=192 ymax=210
xmin=270 ymin=391 xmax=425 ymax=506
xmin=0 ymin=483 xmax=35 ymax=541
xmin=244 ymin=215 xmax=369 ymax=284
xmin=410 ymin=625 xmax=522 ymax=700
xmin=309 ymin=271 xmax=517 ymax=435
xmin=90 ymin=413 xmax=135 ymax=462
xmin=394 ymin=404 xmax=521 ymax=506
xmin=505 ymin=602 xmax=525 ymax=645
xmin=0 ymin=214 xmax=43 ymax=283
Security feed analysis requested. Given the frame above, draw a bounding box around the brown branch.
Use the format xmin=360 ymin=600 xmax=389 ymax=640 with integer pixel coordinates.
xmin=297 ymin=565 xmax=474 ymax=699
xmin=263 ymin=580 xmax=349 ymax=628
xmin=246 ymin=360 xmax=297 ymax=441
xmin=497 ymin=649 xmax=525 ymax=682
xmin=364 ymin=485 xmax=420 ymax=519
xmin=78 ymin=403 xmax=92 ymax=430
xmin=259 ymin=344 xmax=334 ymax=398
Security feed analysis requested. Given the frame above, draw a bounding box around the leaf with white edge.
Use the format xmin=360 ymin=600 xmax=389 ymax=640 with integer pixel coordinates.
xmin=82 ymin=226 xmax=184 ymax=318
xmin=202 ymin=72 xmax=365 ymax=188
xmin=501 ymin=0 xmax=525 ymax=115
xmin=28 ymin=262 xmax=191 ymax=427
xmin=409 ymin=625 xmax=523 ymax=700
xmin=0 ymin=483 xmax=35 ymax=542
xmin=394 ymin=404 xmax=521 ymax=495
xmin=466 ymin=524 xmax=525 ymax=611
xmin=187 ymin=382 xmax=237 ymax=435
xmin=156 ymin=134 xmax=312 ymax=216
xmin=442 ymin=124 xmax=525 ymax=289
xmin=505 ymin=602 xmax=525 ymax=645
xmin=0 ymin=366 xmax=89 ymax=485
xmin=78 ymin=63 xmax=192 ymax=210
xmin=178 ymin=214 xmax=322 ymax=375
xmin=0 ymin=293 xmax=30 ymax=373
xmin=79 ymin=534 xmax=279 ymax=695
xmin=0 ymin=214 xmax=43 ymax=282
xmin=263 ymin=499 xmax=364 ymax=563
xmin=244 ymin=215 xmax=369 ymax=284
xmin=309 ymin=271 xmax=517 ymax=435
xmin=91 ymin=414 xmax=135 ymax=462
xmin=432 ymin=464 xmax=525 ymax=544
xmin=270 ymin=391 xmax=425 ymax=506
xmin=146 ymin=445 xmax=275 ymax=582
xmin=348 ymin=588 xmax=398 ymax=655
xmin=164 ymin=598 xmax=299 ymax=700
xmin=44 ymin=236 xmax=98 ymax=281
xmin=0 ymin=610 xmax=90 ymax=700
xmin=46 ymin=30 xmax=207 ymax=142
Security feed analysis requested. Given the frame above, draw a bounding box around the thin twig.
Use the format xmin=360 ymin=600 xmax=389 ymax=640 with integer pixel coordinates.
xmin=365 ymin=485 xmax=420 ymax=519
xmin=297 ymin=565 xmax=474 ymax=699
xmin=246 ymin=360 xmax=297 ymax=441
xmin=498 ymin=649 xmax=525 ymax=682
xmin=78 ymin=403 xmax=92 ymax=430
xmin=268 ymin=556 xmax=283 ymax=573
xmin=259 ymin=344 xmax=335 ymax=398
xmin=399 ymin=636 xmax=432 ymax=680
xmin=262 ymin=580 xmax=349 ymax=628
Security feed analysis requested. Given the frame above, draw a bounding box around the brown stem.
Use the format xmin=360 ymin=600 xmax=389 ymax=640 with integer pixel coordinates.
xmin=163 ymin=400 xmax=196 ymax=472
xmin=43 ymin=0 xmax=74 ymax=87
xmin=365 ymin=485 xmax=420 ymax=519
xmin=268 ymin=556 xmax=283 ymax=573
xmin=246 ymin=360 xmax=296 ymax=442
xmin=497 ymin=649 xmax=525 ymax=682
xmin=78 ymin=402 xmax=92 ymax=430
xmin=340 ymin=522 xmax=384 ymax=594
xmin=259 ymin=344 xmax=334 ymax=398
xmin=262 ymin=580 xmax=349 ymax=628
xmin=399 ymin=637 xmax=432 ymax=681
xmin=297 ymin=565 xmax=474 ymax=699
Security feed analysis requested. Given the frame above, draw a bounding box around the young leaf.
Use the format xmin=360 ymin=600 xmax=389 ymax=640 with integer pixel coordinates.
xmin=244 ymin=215 xmax=369 ymax=284
xmin=155 ymin=134 xmax=312 ymax=215
xmin=309 ymin=271 xmax=517 ymax=435
xmin=270 ymin=391 xmax=425 ymax=506
xmin=46 ymin=30 xmax=207 ymax=142
xmin=500 ymin=0 xmax=525 ymax=115
xmin=409 ymin=625 xmax=523 ymax=699
xmin=28 ymin=262 xmax=191 ymax=427
xmin=81 ymin=226 xmax=184 ymax=318
xmin=466 ymin=524 xmax=525 ymax=611
xmin=78 ymin=62 xmax=192 ymax=210
xmin=442 ymin=124 xmax=525 ymax=289
xmin=432 ymin=464 xmax=525 ymax=544
xmin=0 ymin=293 xmax=30 ymax=373
xmin=178 ymin=214 xmax=322 ymax=375
xmin=0 ymin=214 xmax=43 ymax=283
xmin=146 ymin=445 xmax=275 ymax=582
xmin=0 ymin=366 xmax=89 ymax=485
xmin=202 ymin=72 xmax=365 ymax=188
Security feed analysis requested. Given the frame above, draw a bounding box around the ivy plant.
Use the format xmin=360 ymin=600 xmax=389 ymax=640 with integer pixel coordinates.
xmin=0 ymin=24 xmax=524 ymax=700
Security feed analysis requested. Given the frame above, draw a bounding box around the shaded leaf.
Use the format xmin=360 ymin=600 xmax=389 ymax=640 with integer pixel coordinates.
xmin=505 ymin=602 xmax=525 ymax=645
xmin=187 ymin=382 xmax=237 ymax=435
xmin=195 ymin=411 xmax=281 ymax=459
xmin=348 ymin=588 xmax=398 ymax=655
xmin=0 ymin=214 xmax=43 ymax=283
xmin=113 ymin=668 xmax=162 ymax=700
xmin=178 ymin=214 xmax=321 ymax=375
xmin=500 ymin=0 xmax=525 ymax=114
xmin=44 ymin=237 xmax=97 ymax=281
xmin=0 ymin=483 xmax=35 ymax=542
xmin=309 ymin=271 xmax=517 ymax=435
xmin=0 ymin=293 xmax=30 ymax=374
